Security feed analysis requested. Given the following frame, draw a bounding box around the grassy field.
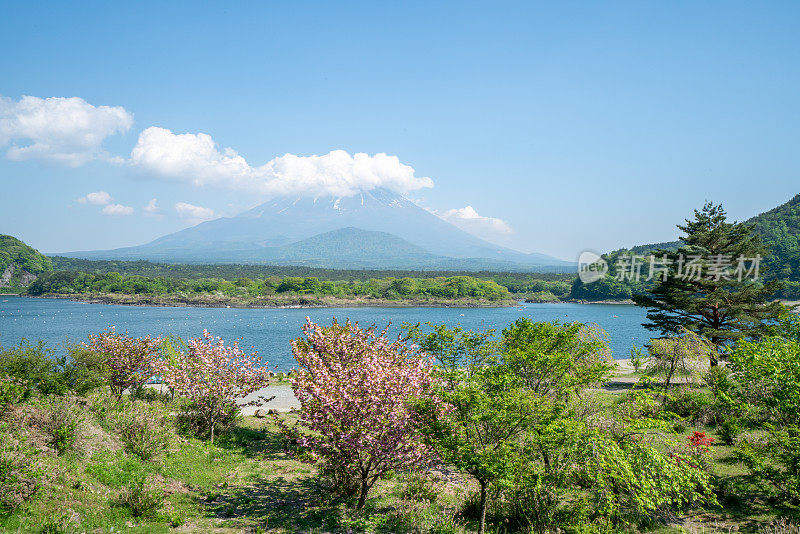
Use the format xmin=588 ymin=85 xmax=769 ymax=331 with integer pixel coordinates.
xmin=1 ymin=394 xmax=469 ymax=533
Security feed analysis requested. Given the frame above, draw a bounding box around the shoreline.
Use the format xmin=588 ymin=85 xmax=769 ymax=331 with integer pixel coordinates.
xmin=23 ymin=292 xmax=518 ymax=309
xmin=559 ymin=298 xmax=635 ymax=305
xmin=9 ymin=293 xmax=796 ymax=310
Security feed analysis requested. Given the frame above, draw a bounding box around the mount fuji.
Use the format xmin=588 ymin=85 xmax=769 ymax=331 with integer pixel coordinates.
xmin=64 ymin=189 xmax=573 ymax=271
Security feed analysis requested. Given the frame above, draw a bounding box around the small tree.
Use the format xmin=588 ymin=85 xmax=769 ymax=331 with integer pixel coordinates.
xmin=727 ymin=336 xmax=800 ymax=502
xmin=574 ymin=426 xmax=717 ymax=525
xmin=633 ymin=202 xmax=786 ymax=365
xmin=283 ymin=318 xmax=437 ymax=509
xmin=629 ymin=345 xmax=646 ymax=372
xmin=409 ymin=319 xmax=613 ymax=534
xmin=87 ymin=328 xmax=161 ymax=401
xmin=154 ymin=331 xmax=271 ymax=443
xmin=647 ymin=330 xmax=713 ymax=399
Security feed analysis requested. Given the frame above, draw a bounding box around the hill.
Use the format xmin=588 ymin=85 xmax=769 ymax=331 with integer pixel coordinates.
xmin=626 ymin=193 xmax=800 ymax=281
xmin=0 ymin=234 xmax=53 ymax=289
xmin=571 ymin=193 xmax=800 ymax=301
xmin=748 ymin=193 xmax=800 ymax=281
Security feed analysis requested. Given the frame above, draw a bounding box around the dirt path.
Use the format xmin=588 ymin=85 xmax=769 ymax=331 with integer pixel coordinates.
xmin=143 ymin=383 xmax=300 ymax=414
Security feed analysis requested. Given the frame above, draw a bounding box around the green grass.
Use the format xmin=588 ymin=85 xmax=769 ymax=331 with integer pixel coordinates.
xmin=0 ymin=400 xmax=470 ymax=534
xmin=2 ymin=384 xmax=798 ymax=533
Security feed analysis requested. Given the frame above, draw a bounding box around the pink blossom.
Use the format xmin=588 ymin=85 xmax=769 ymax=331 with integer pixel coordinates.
xmin=86 ymin=327 xmax=162 ymax=401
xmin=280 ymin=317 xmax=437 ymax=508
xmin=153 ymin=330 xmax=271 ymax=443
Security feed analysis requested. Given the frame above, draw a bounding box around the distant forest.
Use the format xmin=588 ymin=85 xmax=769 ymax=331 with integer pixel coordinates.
xmin=38 ymin=251 xmax=800 ymax=302
xmin=34 ymin=257 xmax=576 ymax=303
xmin=50 ymin=257 xmax=573 ymax=284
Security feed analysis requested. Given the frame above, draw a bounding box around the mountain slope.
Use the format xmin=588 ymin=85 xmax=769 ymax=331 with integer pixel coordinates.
xmin=617 ymin=193 xmax=800 ymax=280
xmin=748 ymin=193 xmax=800 ymax=280
xmin=217 ymin=227 xmax=443 ymax=269
xmin=0 ymin=234 xmax=53 ymax=288
xmin=64 ymin=188 xmax=573 ymax=270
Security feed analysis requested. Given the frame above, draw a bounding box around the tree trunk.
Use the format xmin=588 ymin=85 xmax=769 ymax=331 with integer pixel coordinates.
xmin=540 ymin=445 xmax=551 ymax=473
xmin=478 ymin=479 xmax=488 ymax=534
xmin=709 ymin=340 xmax=719 ymax=367
xmin=356 ymin=478 xmax=369 ymax=509
xmin=710 ymin=306 xmax=721 ymax=366
xmin=663 ymin=359 xmax=676 ymax=400
xmin=210 ymin=421 xmax=215 ymax=445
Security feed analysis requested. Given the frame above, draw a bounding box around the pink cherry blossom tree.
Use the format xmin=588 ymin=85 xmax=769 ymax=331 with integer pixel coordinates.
xmin=282 ymin=317 xmax=437 ymax=509
xmin=154 ymin=331 xmax=271 ymax=443
xmin=87 ymin=327 xmax=162 ymax=401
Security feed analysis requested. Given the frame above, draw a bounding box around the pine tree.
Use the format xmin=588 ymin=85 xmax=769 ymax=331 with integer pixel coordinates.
xmin=632 ymin=202 xmax=786 ymax=365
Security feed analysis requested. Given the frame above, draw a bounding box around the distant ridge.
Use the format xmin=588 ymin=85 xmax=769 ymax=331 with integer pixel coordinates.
xmin=62 ymin=188 xmax=574 ymax=272
xmin=620 ymin=193 xmax=800 ymax=281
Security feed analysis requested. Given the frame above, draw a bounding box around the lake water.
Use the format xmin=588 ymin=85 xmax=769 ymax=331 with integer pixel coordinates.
xmin=0 ymin=296 xmax=652 ymax=370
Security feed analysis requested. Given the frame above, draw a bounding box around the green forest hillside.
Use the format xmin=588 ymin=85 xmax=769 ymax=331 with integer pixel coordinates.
xmin=748 ymin=193 xmax=800 ymax=281
xmin=571 ymin=193 xmax=800 ymax=300
xmin=627 ymin=193 xmax=800 ymax=279
xmin=0 ymin=234 xmax=53 ymax=290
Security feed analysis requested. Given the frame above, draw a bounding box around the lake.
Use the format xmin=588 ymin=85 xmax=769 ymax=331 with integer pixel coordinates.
xmin=0 ymin=296 xmax=652 ymax=370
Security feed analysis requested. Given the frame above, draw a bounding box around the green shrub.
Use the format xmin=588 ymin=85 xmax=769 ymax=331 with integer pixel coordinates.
xmin=573 ymin=428 xmax=717 ymax=525
xmin=37 ymin=514 xmax=78 ymax=534
xmin=316 ymin=460 xmax=360 ymax=502
xmin=339 ymin=511 xmax=390 ymax=533
xmin=735 ymin=427 xmax=800 ymax=504
xmin=0 ymin=340 xmax=69 ymax=398
xmin=726 ymin=336 xmax=800 ymax=503
xmin=503 ymin=469 xmax=560 ymax=533
xmin=646 ymin=331 xmax=712 ymax=398
xmin=704 ymin=364 xmax=734 ymax=395
xmin=629 ymin=345 xmax=646 ymax=372
xmin=664 ymin=387 xmax=714 ymax=425
xmin=62 ymin=343 xmax=109 ymax=395
xmin=168 ymin=510 xmax=186 ymax=527
xmin=111 ymin=400 xmax=173 ymax=461
xmin=718 ymin=419 xmax=741 ymax=445
xmin=36 ymin=397 xmax=82 ymax=455
xmin=426 ymin=519 xmax=460 ymax=534
xmin=402 ymin=471 xmax=438 ymax=503
xmin=0 ymin=423 xmax=44 ymax=513
xmin=119 ymin=474 xmax=163 ymax=518
xmin=0 ymin=341 xmax=108 ymax=398
xmin=0 ymin=375 xmax=26 ymax=414
xmin=704 ymin=365 xmax=741 ymax=443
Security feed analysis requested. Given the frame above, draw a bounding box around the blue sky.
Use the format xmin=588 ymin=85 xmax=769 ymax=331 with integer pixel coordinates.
xmin=1 ymin=1 xmax=798 ymax=260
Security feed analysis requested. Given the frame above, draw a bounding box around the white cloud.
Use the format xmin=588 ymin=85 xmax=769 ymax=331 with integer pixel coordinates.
xmin=174 ymin=201 xmax=215 ymax=222
xmin=77 ymin=191 xmax=134 ymax=216
xmin=101 ymin=203 xmax=134 ymax=216
xmin=0 ymin=95 xmax=133 ymax=166
xmin=130 ymin=127 xmax=433 ymax=197
xmin=143 ymin=198 xmax=160 ymax=215
xmin=78 ymin=191 xmax=112 ymax=205
xmin=438 ymin=205 xmax=513 ymax=238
